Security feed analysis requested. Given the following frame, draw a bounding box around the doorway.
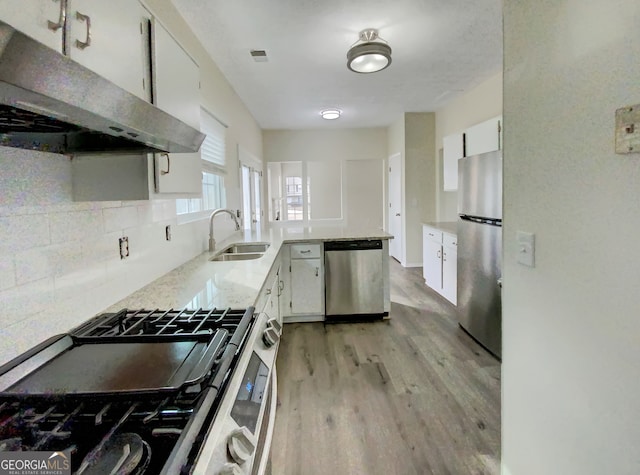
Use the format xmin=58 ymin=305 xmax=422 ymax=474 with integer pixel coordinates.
xmin=388 ymin=152 xmax=402 ymax=263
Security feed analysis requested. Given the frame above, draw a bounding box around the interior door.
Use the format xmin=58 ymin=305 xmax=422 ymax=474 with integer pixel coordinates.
xmin=388 ymin=153 xmax=402 ymax=262
xmin=241 ymin=164 xmax=263 ymax=231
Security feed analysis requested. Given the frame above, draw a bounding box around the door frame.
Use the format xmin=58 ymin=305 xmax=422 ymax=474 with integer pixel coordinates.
xmin=238 ymin=146 xmax=263 ymax=231
xmin=387 ymin=152 xmax=404 ymax=265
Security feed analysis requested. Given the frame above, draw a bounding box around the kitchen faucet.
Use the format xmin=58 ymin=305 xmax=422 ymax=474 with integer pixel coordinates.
xmin=209 ymin=209 xmax=241 ymax=251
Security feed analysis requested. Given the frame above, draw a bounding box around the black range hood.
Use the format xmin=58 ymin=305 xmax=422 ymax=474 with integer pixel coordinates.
xmin=0 ymin=21 xmax=205 ymax=155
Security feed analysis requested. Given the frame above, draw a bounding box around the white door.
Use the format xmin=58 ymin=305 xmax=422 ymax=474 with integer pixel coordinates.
xmin=241 ymin=164 xmax=262 ymax=231
xmin=424 ymin=240 xmax=443 ymax=290
xmin=388 ymin=153 xmax=402 ymax=262
xmin=0 ymin=0 xmax=64 ymax=52
xmin=253 ymin=169 xmax=262 ymax=228
xmin=442 ymin=245 xmax=457 ymax=305
xmin=290 ymin=258 xmax=323 ymax=315
xmin=67 ymin=0 xmax=148 ymax=100
xmin=152 ymin=19 xmax=201 ymax=194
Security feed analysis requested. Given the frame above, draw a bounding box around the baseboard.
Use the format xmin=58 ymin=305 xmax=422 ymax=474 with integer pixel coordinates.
xmin=404 ymin=261 xmax=422 ymax=268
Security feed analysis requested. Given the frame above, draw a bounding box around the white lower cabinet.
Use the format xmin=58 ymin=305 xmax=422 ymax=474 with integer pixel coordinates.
xmin=441 ymin=234 xmax=457 ymax=305
xmin=283 ymin=243 xmax=324 ymax=321
xmin=423 ymin=225 xmax=457 ymax=305
xmin=423 ymin=229 xmax=443 ymax=290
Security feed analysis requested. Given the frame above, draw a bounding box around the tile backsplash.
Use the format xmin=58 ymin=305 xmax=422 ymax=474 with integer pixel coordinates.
xmin=0 ymin=148 xmax=218 ymax=365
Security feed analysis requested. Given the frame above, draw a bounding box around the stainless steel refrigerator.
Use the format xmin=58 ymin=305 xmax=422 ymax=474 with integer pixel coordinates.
xmin=457 ymin=150 xmax=502 ymax=359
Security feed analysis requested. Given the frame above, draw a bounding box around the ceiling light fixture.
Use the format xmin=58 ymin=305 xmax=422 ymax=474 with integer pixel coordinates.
xmin=320 ymin=109 xmax=341 ymax=120
xmin=347 ymin=29 xmax=392 ymax=74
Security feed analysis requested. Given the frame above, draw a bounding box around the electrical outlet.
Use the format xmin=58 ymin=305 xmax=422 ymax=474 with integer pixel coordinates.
xmin=165 ymin=225 xmax=172 ymax=241
xmin=119 ymin=236 xmax=129 ymax=259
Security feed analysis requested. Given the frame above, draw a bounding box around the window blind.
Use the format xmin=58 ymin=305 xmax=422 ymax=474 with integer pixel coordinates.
xmin=200 ymin=108 xmax=226 ymax=174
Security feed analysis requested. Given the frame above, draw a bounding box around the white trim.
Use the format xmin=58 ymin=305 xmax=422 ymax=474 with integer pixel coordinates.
xmin=238 ymin=145 xmax=263 ymax=170
xmin=404 ymin=261 xmax=423 ymax=268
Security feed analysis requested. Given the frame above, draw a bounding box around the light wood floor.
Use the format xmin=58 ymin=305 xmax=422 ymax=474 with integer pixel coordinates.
xmin=271 ymin=258 xmax=501 ymax=475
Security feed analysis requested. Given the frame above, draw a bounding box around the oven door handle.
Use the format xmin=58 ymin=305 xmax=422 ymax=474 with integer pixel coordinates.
xmin=255 ymin=365 xmax=278 ymax=475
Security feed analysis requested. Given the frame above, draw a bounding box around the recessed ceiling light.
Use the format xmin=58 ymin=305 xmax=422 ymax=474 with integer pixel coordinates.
xmin=347 ymin=29 xmax=392 ymax=74
xmin=320 ymin=109 xmax=341 ymax=120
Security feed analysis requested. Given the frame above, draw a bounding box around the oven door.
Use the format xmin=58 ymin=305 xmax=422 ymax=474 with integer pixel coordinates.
xmin=192 ymin=311 xmax=280 ymax=475
xmin=251 ymin=366 xmax=277 ymax=475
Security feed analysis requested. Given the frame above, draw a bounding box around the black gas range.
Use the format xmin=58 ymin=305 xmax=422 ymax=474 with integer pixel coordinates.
xmin=0 ymin=307 xmax=257 ymax=475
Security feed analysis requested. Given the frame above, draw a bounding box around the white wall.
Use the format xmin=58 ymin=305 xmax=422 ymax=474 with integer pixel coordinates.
xmin=0 ymin=1 xmax=262 ymax=365
xmin=502 ymin=1 xmax=640 ymax=474
xmin=405 ymin=113 xmax=436 ymax=266
xmin=386 ymin=113 xmax=436 ymax=267
xmin=434 ymin=72 xmax=502 ymax=221
xmin=263 ymin=128 xmax=387 ymax=227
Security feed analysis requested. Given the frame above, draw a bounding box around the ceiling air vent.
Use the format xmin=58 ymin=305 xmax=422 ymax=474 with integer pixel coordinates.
xmin=250 ymin=50 xmax=268 ymax=62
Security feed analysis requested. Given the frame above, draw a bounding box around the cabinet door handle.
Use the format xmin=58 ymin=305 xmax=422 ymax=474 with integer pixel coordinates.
xmin=48 ymin=0 xmax=66 ymax=32
xmin=443 ymin=251 xmax=447 ymax=262
xmin=395 ymin=213 xmax=401 ymax=217
xmin=300 ymin=249 xmax=311 ymax=254
xmin=75 ymin=11 xmax=92 ymax=49
xmin=160 ymin=153 xmax=170 ymax=175
xmin=315 ymin=267 xmax=319 ymax=277
xmin=437 ymin=250 xmax=441 ymax=258
xmin=278 ymin=280 xmax=284 ymax=296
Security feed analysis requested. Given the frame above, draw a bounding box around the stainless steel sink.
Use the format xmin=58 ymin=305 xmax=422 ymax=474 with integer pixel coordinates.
xmin=209 ymin=242 xmax=270 ymax=262
xmin=221 ymin=243 xmax=270 ymax=254
xmin=210 ymin=253 xmax=265 ymax=262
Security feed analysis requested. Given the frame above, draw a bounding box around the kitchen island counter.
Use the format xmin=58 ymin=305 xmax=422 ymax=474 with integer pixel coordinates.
xmin=104 ymin=225 xmax=392 ymax=313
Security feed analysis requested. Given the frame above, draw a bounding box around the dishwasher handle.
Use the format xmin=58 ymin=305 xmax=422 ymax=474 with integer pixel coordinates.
xmin=324 ymin=239 xmax=383 ymax=251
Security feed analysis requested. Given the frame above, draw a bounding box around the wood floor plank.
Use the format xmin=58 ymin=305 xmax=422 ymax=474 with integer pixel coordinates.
xmin=271 ymin=259 xmax=501 ymax=474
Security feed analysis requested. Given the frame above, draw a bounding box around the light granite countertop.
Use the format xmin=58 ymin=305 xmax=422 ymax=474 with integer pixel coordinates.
xmin=104 ymin=225 xmax=392 ymax=313
xmin=423 ymin=221 xmax=458 ymax=235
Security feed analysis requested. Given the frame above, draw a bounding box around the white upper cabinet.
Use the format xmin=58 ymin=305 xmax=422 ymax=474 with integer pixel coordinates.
xmin=465 ymin=115 xmax=502 ymax=157
xmin=0 ymin=0 xmax=149 ymax=100
xmin=442 ymin=132 xmax=464 ymax=191
xmin=66 ymin=0 xmax=148 ymax=100
xmin=151 ymin=19 xmax=201 ymax=194
xmin=0 ymin=0 xmax=65 ymax=52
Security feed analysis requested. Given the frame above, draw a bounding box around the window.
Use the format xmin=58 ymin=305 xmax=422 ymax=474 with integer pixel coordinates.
xmin=285 ymin=176 xmax=303 ymax=221
xmin=177 ymin=108 xmax=227 ymax=216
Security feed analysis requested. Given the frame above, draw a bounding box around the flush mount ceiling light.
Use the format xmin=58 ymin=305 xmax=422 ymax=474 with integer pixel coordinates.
xmin=320 ymin=109 xmax=341 ymax=120
xmin=347 ymin=29 xmax=392 ymax=74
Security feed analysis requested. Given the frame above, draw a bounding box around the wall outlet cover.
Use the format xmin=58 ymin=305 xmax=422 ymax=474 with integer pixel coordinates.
xmin=516 ymin=231 xmax=535 ymax=267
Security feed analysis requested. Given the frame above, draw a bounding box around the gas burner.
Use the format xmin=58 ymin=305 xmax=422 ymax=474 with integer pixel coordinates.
xmin=0 ymin=307 xmax=256 ymax=474
xmin=78 ymin=433 xmax=151 ymax=475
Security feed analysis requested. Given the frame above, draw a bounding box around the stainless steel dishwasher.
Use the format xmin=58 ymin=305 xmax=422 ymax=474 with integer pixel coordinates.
xmin=324 ymin=240 xmax=385 ymax=319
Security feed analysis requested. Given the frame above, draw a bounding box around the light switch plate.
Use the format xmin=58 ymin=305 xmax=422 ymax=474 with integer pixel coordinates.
xmin=516 ymin=231 xmax=535 ymax=267
xmin=615 ymin=104 xmax=640 ymax=154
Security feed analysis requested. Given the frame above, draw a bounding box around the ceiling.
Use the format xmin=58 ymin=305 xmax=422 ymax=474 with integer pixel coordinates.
xmin=171 ymin=0 xmax=503 ymax=130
